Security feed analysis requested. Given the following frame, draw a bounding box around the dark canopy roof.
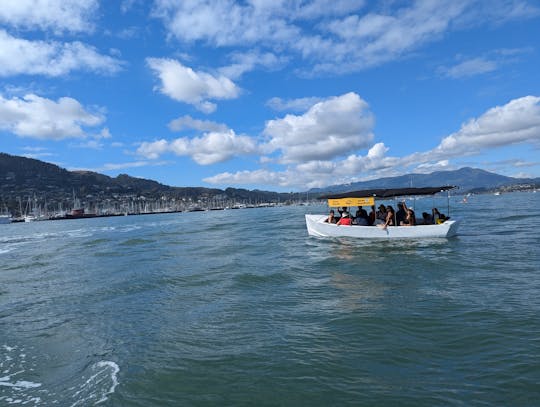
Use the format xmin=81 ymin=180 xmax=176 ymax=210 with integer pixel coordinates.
xmin=320 ymin=186 xmax=457 ymax=200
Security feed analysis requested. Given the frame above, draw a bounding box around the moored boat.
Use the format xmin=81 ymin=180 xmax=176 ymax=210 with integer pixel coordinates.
xmin=306 ymin=186 xmax=459 ymax=239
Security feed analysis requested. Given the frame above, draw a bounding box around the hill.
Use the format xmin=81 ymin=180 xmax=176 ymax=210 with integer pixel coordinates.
xmin=1 ymin=153 xmax=538 ymax=216
xmin=309 ymin=167 xmax=540 ymax=194
xmin=0 ymin=153 xmax=301 ymax=216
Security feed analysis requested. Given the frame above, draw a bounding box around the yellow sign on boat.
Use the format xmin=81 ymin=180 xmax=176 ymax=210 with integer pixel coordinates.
xmin=327 ymin=197 xmax=375 ymax=207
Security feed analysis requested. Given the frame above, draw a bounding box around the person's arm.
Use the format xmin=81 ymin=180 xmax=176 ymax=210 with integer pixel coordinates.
xmin=382 ymin=212 xmax=392 ymax=229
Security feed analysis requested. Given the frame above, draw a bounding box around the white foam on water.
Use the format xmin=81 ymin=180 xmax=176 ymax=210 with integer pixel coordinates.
xmin=118 ymin=225 xmax=142 ymax=233
xmin=0 ymin=371 xmax=43 ymax=405
xmin=0 ymin=379 xmax=41 ymax=389
xmin=2 ymin=345 xmax=119 ymax=406
xmin=0 ymin=346 xmax=44 ymax=405
xmin=70 ymin=360 xmax=120 ymax=406
xmin=0 ymin=247 xmax=14 ymax=255
xmin=94 ymin=361 xmax=120 ymax=404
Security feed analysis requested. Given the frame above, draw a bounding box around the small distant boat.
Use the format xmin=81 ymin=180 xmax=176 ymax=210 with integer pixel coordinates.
xmin=24 ymin=214 xmax=37 ymax=222
xmin=494 ymin=191 xmax=501 ymax=196
xmin=306 ymin=186 xmax=459 ymax=239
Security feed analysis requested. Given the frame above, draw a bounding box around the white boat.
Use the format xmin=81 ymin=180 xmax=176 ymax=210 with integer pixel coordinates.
xmin=306 ymin=186 xmax=459 ymax=239
xmin=24 ymin=214 xmax=37 ymax=222
xmin=306 ymin=214 xmax=459 ymax=238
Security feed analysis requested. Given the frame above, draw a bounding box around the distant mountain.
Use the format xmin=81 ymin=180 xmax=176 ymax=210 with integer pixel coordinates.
xmin=0 ymin=153 xmax=301 ymax=215
xmin=2 ymin=153 xmax=538 ymax=216
xmin=309 ymin=167 xmax=540 ymax=194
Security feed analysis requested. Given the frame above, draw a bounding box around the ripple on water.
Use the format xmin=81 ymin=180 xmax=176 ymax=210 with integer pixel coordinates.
xmin=1 ymin=195 xmax=539 ymax=405
xmin=0 ymin=345 xmax=120 ymax=406
xmin=232 ymin=271 xmax=294 ymax=288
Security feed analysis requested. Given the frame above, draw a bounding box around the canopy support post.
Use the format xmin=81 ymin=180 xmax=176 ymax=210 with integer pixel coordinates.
xmin=447 ymin=190 xmax=450 ymax=218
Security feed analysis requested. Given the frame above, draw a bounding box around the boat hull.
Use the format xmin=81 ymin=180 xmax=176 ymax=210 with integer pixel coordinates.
xmin=305 ymin=214 xmax=459 ymax=239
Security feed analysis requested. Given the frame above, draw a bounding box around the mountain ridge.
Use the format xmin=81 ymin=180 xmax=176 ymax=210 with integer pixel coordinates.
xmin=309 ymin=167 xmax=539 ymax=194
xmin=0 ymin=153 xmax=300 ymax=215
xmin=1 ymin=152 xmax=538 ymax=215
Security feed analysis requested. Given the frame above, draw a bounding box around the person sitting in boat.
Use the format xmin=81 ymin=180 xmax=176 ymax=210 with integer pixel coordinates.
xmin=376 ymin=204 xmax=386 ymax=222
xmin=354 ymin=206 xmax=369 ymax=225
xmin=337 ymin=207 xmax=348 ymax=218
xmin=401 ymin=208 xmax=416 ymax=226
xmin=336 ymin=211 xmax=352 ymax=226
xmin=432 ymin=208 xmax=448 ymax=224
xmin=325 ymin=209 xmax=337 ymax=223
xmin=381 ymin=205 xmax=395 ymax=229
xmin=397 ymin=201 xmax=416 ymax=226
xmin=368 ymin=205 xmax=376 ymax=226
xmin=396 ymin=202 xmax=407 ymax=226
xmin=421 ymin=212 xmax=433 ymax=224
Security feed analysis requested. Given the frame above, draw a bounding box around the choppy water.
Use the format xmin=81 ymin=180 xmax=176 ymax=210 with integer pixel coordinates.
xmin=1 ymin=191 xmax=539 ymax=406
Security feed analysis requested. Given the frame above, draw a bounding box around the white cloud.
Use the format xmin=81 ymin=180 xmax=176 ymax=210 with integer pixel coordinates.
xmin=152 ymin=0 xmax=299 ymax=47
xmin=414 ymin=160 xmax=453 ymax=173
xmin=204 ymin=142 xmax=395 ymax=189
xmin=263 ymin=92 xmax=374 ymax=163
xmin=21 ymin=146 xmax=55 ymax=159
xmin=152 ymin=0 xmax=365 ymax=47
xmin=204 ymin=95 xmax=540 ymax=189
xmin=72 ymin=139 xmax=104 ymax=149
xmin=0 ymin=0 xmax=98 ymax=33
xmin=316 ymin=1 xmax=468 ymax=73
xmin=0 ymin=30 xmax=123 ymax=77
xmin=69 ymin=160 xmax=171 ymax=173
xmin=204 ymin=168 xmax=293 ymax=187
xmin=0 ymin=93 xmax=105 ymax=140
xmin=100 ymin=160 xmax=169 ymax=171
xmin=147 ymin=58 xmax=240 ymax=113
xmin=137 ymin=139 xmax=169 ymax=160
xmin=219 ymin=51 xmax=285 ymax=79
xmin=152 ymin=0 xmax=539 ymax=75
xmin=434 ymin=96 xmax=540 ymax=156
xmin=97 ymin=127 xmax=112 ymax=139
xmin=513 ymin=172 xmax=534 ymax=178
xmin=137 ymin=130 xmax=258 ymax=165
xmin=168 ymin=116 xmax=229 ymax=133
xmin=266 ymin=96 xmax=324 ymax=112
xmin=440 ymin=57 xmax=498 ymax=78
xmin=438 ymin=48 xmax=531 ymax=79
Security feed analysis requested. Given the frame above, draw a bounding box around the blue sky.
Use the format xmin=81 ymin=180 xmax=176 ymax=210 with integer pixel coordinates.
xmin=1 ymin=0 xmax=539 ymax=191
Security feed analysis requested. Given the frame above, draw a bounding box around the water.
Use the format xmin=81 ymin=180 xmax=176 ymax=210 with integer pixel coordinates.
xmin=1 ymin=191 xmax=539 ymax=406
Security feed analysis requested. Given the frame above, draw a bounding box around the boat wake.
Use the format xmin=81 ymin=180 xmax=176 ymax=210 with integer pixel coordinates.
xmin=70 ymin=361 xmax=120 ymax=406
xmin=0 ymin=345 xmax=119 ymax=406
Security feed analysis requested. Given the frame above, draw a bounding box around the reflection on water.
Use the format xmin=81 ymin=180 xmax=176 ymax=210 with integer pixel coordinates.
xmin=330 ymin=272 xmax=386 ymax=313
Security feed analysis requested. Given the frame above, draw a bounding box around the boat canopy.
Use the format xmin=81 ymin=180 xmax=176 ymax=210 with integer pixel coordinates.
xmin=321 ymin=186 xmax=456 ymax=207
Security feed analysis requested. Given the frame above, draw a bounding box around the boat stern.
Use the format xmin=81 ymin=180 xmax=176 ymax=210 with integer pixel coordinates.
xmin=445 ymin=219 xmax=460 ymax=237
xmin=305 ymin=214 xmax=328 ymax=237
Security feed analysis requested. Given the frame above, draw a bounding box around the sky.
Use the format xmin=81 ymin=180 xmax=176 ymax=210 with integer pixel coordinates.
xmin=1 ymin=0 xmax=540 ymax=192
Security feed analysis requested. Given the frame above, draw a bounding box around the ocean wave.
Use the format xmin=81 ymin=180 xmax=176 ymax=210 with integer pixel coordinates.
xmin=0 ymin=345 xmax=42 ymax=406
xmin=0 ymin=345 xmax=119 ymax=406
xmin=70 ymin=361 xmax=120 ymax=406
